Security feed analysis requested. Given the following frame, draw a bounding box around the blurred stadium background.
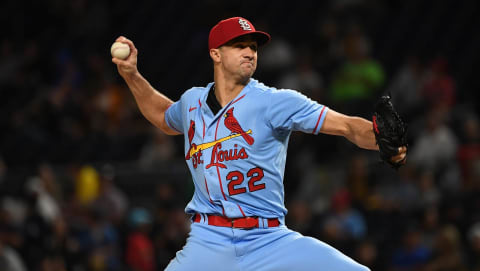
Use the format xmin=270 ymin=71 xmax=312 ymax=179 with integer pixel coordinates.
xmin=1 ymin=0 xmax=480 ymax=270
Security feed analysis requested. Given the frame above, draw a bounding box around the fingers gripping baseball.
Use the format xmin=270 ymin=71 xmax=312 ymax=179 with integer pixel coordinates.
xmin=111 ymin=36 xmax=139 ymax=77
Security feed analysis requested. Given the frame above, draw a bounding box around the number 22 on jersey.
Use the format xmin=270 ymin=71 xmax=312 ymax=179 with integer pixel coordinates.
xmin=226 ymin=167 xmax=265 ymax=196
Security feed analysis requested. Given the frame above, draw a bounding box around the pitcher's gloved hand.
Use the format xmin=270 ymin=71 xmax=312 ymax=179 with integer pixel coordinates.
xmin=372 ymin=95 xmax=408 ymax=169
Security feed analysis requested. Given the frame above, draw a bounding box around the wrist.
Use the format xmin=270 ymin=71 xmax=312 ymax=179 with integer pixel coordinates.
xmin=122 ymin=69 xmax=141 ymax=82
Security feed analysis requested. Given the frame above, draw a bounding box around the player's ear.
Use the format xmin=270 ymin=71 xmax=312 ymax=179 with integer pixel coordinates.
xmin=210 ymin=48 xmax=221 ymax=63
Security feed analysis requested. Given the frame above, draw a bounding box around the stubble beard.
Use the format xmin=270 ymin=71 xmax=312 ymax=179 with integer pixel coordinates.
xmin=238 ymin=63 xmax=256 ymax=84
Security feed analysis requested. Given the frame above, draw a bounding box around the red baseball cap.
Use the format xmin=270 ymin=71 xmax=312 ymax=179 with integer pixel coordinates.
xmin=208 ymin=17 xmax=271 ymax=50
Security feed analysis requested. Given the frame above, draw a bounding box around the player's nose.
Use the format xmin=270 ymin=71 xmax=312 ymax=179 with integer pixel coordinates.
xmin=242 ymin=54 xmax=255 ymax=65
xmin=242 ymin=47 xmax=256 ymax=58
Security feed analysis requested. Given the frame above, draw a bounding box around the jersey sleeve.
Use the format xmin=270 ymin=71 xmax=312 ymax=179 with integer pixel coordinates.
xmin=266 ymin=89 xmax=328 ymax=134
xmin=164 ymin=100 xmax=184 ymax=134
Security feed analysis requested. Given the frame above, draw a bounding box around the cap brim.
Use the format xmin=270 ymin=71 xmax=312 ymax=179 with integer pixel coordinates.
xmin=249 ymin=31 xmax=271 ymax=47
xmin=222 ymin=31 xmax=271 ymax=48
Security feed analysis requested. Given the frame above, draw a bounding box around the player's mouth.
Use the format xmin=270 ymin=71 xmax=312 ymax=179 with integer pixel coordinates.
xmin=241 ymin=61 xmax=254 ymax=68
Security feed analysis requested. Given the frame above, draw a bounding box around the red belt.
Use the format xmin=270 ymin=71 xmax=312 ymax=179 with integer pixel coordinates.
xmin=193 ymin=214 xmax=280 ymax=228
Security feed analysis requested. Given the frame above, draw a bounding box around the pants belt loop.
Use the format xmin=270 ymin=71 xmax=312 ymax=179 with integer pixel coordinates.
xmin=259 ymin=217 xmax=266 ymax=229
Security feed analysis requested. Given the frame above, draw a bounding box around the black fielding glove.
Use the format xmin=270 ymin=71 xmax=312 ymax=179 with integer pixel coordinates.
xmin=372 ymin=95 xmax=408 ymax=169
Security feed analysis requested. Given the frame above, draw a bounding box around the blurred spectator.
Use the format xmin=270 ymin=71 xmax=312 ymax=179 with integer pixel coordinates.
xmin=385 ymin=56 xmax=426 ymax=121
xmin=138 ymin=128 xmax=177 ymax=170
xmin=24 ymin=169 xmax=62 ymax=225
xmin=18 ymin=173 xmax=68 ymax=271
xmin=409 ymin=108 xmax=458 ymax=174
xmin=416 ymin=169 xmax=441 ymax=209
xmin=277 ymin=46 xmax=324 ymax=100
xmin=0 ymin=239 xmax=26 ymax=271
xmin=461 ymin=159 xmax=480 ymax=229
xmin=0 ymin=39 xmax=22 ymax=86
xmin=377 ymin=166 xmax=420 ymax=212
xmin=21 ymin=181 xmax=60 ymax=269
xmin=322 ymin=188 xmax=367 ymax=243
xmin=423 ymin=224 xmax=466 ymax=271
xmin=0 ymin=202 xmax=24 ymax=261
xmin=328 ymin=25 xmax=385 ymax=115
xmin=313 ymin=18 xmax=343 ymax=79
xmin=258 ymin=36 xmax=295 ymax=83
xmin=286 ymin=199 xmax=316 ymax=236
xmin=126 ymin=208 xmax=156 ymax=271
xmin=354 ymin=239 xmax=380 ymax=270
xmin=75 ymin=164 xmax=100 ymax=206
xmin=152 ymin=182 xmax=190 ymax=269
xmin=441 ymin=196 xmax=469 ymax=237
xmin=420 ymin=206 xmax=441 ymax=250
xmin=390 ymin=224 xmax=431 ymax=271
xmin=421 ymin=57 xmax=456 ymax=111
xmin=289 ymin=147 xmax=336 ymax=215
xmin=154 ymin=207 xmax=189 ymax=269
xmin=37 ymin=163 xmax=63 ymax=203
xmin=93 ymin=74 xmax=126 ymax=129
xmin=153 ymin=182 xmax=178 ymax=225
xmin=83 ymin=206 xmax=121 ymax=271
xmin=0 ymin=156 xmax=6 ymax=185
xmin=345 ymin=153 xmax=371 ymax=209
xmin=456 ymin=114 xmax=480 ymax=189
xmin=467 ymin=222 xmax=480 ymax=271
xmin=92 ymin=164 xmax=128 ymax=225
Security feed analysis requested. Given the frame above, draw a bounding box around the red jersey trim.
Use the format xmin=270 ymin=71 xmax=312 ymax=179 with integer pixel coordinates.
xmin=313 ymin=106 xmax=327 ymax=134
xmin=164 ymin=104 xmax=183 ymax=134
xmin=214 ymin=116 xmax=228 ymax=201
xmin=231 ymin=94 xmax=246 ymax=105
xmin=204 ymin=177 xmax=213 ymax=204
xmin=237 ymin=204 xmax=246 ymax=217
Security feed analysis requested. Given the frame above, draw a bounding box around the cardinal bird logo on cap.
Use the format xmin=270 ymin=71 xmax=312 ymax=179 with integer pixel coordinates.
xmin=224 ymin=107 xmax=254 ymax=145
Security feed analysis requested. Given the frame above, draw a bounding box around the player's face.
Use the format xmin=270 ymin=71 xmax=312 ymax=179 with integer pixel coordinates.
xmin=219 ymin=35 xmax=258 ymax=83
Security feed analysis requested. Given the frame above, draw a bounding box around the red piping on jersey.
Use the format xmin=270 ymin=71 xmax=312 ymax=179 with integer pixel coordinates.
xmin=237 ymin=204 xmax=246 ymax=217
xmin=215 ymin=117 xmax=228 ymax=201
xmin=164 ymin=104 xmax=183 ymax=134
xmin=231 ymin=94 xmax=246 ymax=105
xmin=203 ymin=94 xmax=227 ymax=215
xmin=313 ymin=106 xmax=326 ymax=134
xmin=199 ymin=99 xmax=206 ymax=138
xmin=202 ymin=117 xmax=206 ymax=139
xmin=211 ymin=94 xmax=247 ymax=209
xmin=212 ymin=94 xmax=246 ymax=202
xmin=204 ymin=177 xmax=213 ymax=204
xmin=216 ymin=160 xmax=227 ymax=200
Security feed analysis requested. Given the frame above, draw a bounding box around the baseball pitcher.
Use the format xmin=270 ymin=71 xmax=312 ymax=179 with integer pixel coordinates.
xmin=112 ymin=17 xmax=407 ymax=271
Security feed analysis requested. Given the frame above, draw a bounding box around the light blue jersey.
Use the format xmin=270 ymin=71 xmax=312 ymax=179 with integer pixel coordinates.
xmin=165 ymin=79 xmax=328 ymax=220
xmin=163 ymin=79 xmax=370 ymax=271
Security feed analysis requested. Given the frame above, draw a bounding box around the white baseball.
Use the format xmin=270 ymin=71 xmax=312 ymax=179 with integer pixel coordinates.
xmin=110 ymin=42 xmax=130 ymax=60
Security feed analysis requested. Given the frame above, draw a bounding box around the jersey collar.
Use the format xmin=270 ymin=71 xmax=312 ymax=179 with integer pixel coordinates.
xmin=201 ymin=79 xmax=257 ymax=115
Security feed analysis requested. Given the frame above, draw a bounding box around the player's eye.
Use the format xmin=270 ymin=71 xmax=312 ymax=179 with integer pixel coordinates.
xmin=234 ymin=43 xmax=257 ymax=52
